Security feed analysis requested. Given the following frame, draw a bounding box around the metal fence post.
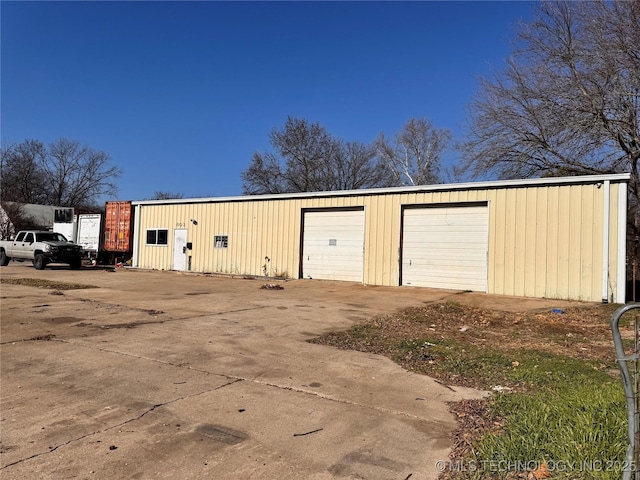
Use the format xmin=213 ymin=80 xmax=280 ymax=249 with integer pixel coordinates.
xmin=612 ymin=304 xmax=640 ymax=480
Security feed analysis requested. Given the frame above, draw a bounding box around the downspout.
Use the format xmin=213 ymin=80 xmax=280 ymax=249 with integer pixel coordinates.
xmin=602 ymin=181 xmax=610 ymax=303
xmin=132 ymin=204 xmax=141 ymax=268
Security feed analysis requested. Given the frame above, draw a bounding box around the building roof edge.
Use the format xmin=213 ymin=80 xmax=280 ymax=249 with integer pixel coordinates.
xmin=132 ymin=173 xmax=632 ymax=206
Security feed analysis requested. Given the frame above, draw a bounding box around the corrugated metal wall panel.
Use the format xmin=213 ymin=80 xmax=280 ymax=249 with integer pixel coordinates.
xmin=133 ymin=177 xmax=626 ymax=302
xmin=580 ymin=186 xmax=596 ymax=300
xmin=544 ymin=186 xmax=559 ymax=299
xmin=504 ymin=188 xmax=518 ymax=296
xmin=558 ymin=186 xmax=572 ymax=299
xmin=533 ymin=188 xmax=548 ymax=298
xmin=489 ymin=189 xmax=505 ymax=296
xmin=522 ymin=188 xmax=537 ymax=298
xmin=608 ymin=183 xmax=621 ymax=302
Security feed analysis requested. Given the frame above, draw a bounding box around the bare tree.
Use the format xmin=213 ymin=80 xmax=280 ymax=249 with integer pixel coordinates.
xmin=43 ymin=138 xmax=121 ymax=207
xmin=242 ymin=117 xmax=394 ymax=194
xmin=375 ymin=118 xmax=452 ymax=186
xmin=458 ymin=1 xmax=640 ymax=269
xmin=459 ymin=1 xmax=640 ymax=188
xmin=242 ymin=152 xmax=287 ymax=194
xmin=243 ymin=117 xmax=332 ymax=194
xmin=1 ymin=138 xmax=121 ymax=208
xmin=329 ymin=141 xmax=394 ymax=191
xmin=151 ymin=191 xmax=184 ymax=200
xmin=0 ymin=140 xmax=48 ymax=204
xmin=0 ymin=202 xmax=34 ymax=239
xmin=275 ymin=117 xmax=337 ymax=192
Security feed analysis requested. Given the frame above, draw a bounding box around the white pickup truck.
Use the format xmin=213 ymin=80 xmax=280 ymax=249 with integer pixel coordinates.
xmin=0 ymin=230 xmax=83 ymax=270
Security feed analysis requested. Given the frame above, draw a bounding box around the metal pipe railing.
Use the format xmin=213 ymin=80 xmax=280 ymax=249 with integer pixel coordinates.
xmin=612 ymin=304 xmax=640 ymax=480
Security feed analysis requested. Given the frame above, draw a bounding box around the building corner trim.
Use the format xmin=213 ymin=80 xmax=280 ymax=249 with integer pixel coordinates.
xmin=132 ymin=204 xmax=141 ymax=268
xmin=617 ymin=182 xmax=627 ymax=304
xmin=602 ymin=181 xmax=611 ymax=303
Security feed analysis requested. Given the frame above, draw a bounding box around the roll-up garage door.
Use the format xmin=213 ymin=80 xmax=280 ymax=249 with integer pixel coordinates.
xmin=401 ymin=204 xmax=488 ymax=291
xmin=302 ymin=209 xmax=365 ymax=282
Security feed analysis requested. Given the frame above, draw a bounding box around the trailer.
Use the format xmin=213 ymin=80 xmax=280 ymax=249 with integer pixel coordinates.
xmin=76 ymin=214 xmax=102 ymax=259
xmin=102 ymin=201 xmax=134 ymax=265
xmin=52 ymin=207 xmax=75 ymax=241
xmin=0 ymin=202 xmax=75 ymax=240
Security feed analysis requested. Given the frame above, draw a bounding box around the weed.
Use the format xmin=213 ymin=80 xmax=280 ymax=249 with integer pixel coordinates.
xmin=273 ymin=270 xmax=289 ymax=279
xmin=470 ymin=382 xmax=626 ymax=479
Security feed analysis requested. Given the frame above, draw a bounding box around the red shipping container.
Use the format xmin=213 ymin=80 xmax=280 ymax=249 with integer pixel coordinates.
xmin=103 ymin=201 xmax=133 ymax=253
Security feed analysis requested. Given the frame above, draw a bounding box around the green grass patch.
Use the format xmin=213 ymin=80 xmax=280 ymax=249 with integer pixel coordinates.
xmin=396 ymin=337 xmax=615 ymax=390
xmin=463 ymin=382 xmax=627 ymax=480
xmin=311 ymin=302 xmax=629 ymax=479
xmin=0 ymin=277 xmax=97 ymax=290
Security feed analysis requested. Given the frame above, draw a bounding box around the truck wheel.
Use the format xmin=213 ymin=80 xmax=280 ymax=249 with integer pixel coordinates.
xmin=70 ymin=258 xmax=82 ymax=269
xmin=0 ymin=250 xmax=9 ymax=266
xmin=34 ymin=254 xmax=47 ymax=270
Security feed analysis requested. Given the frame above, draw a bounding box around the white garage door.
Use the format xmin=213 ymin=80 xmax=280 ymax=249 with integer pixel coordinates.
xmin=402 ymin=205 xmax=488 ymax=291
xmin=302 ymin=209 xmax=365 ymax=282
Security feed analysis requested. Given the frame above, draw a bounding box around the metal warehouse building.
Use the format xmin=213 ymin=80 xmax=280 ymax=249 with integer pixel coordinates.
xmin=131 ymin=173 xmax=629 ymax=303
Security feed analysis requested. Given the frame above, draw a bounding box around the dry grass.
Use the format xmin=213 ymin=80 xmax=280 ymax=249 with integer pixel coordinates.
xmin=311 ymin=301 xmax=622 ymax=390
xmin=0 ymin=277 xmax=97 ymax=290
xmin=311 ymin=300 xmax=630 ymax=479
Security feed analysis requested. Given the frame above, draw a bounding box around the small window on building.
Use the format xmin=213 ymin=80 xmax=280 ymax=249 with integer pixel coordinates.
xmin=329 ymin=239 xmax=337 ymax=246
xmin=214 ymin=235 xmax=228 ymax=249
xmin=146 ymin=229 xmax=168 ymax=245
xmin=157 ymin=230 xmax=168 ymax=245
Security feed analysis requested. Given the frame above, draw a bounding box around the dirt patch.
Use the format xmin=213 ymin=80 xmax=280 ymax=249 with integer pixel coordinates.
xmin=48 ymin=316 xmax=83 ymax=324
xmin=311 ymin=301 xmax=622 ymax=389
xmin=195 ymin=424 xmax=248 ymax=445
xmin=29 ymin=334 xmax=56 ymax=341
xmin=100 ymin=319 xmax=166 ymax=329
xmin=437 ymin=399 xmax=504 ymax=480
xmin=312 ymin=300 xmax=629 ymax=479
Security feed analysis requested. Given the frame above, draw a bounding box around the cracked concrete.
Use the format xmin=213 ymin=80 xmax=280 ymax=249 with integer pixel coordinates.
xmin=0 ymin=265 xmax=573 ymax=479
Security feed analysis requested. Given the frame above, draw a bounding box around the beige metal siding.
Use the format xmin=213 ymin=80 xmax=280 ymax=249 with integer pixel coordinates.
xmin=486 ymin=183 xmax=606 ymax=301
xmin=133 ymin=176 xmax=627 ymax=302
xmin=608 ymin=182 xmax=623 ymax=303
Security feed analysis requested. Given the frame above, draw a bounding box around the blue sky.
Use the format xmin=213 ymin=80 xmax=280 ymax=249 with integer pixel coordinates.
xmin=2 ymin=1 xmax=535 ymax=202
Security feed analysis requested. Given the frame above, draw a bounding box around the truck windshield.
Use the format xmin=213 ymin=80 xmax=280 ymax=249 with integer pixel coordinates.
xmin=36 ymin=233 xmax=68 ymax=242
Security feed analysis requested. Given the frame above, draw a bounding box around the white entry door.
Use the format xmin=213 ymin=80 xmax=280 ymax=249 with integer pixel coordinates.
xmin=402 ymin=205 xmax=489 ymax=291
xmin=172 ymin=229 xmax=188 ymax=271
xmin=302 ymin=209 xmax=365 ymax=282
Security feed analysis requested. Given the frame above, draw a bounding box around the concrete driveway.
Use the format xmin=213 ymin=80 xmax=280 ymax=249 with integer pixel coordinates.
xmin=0 ymin=265 xmax=570 ymax=479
